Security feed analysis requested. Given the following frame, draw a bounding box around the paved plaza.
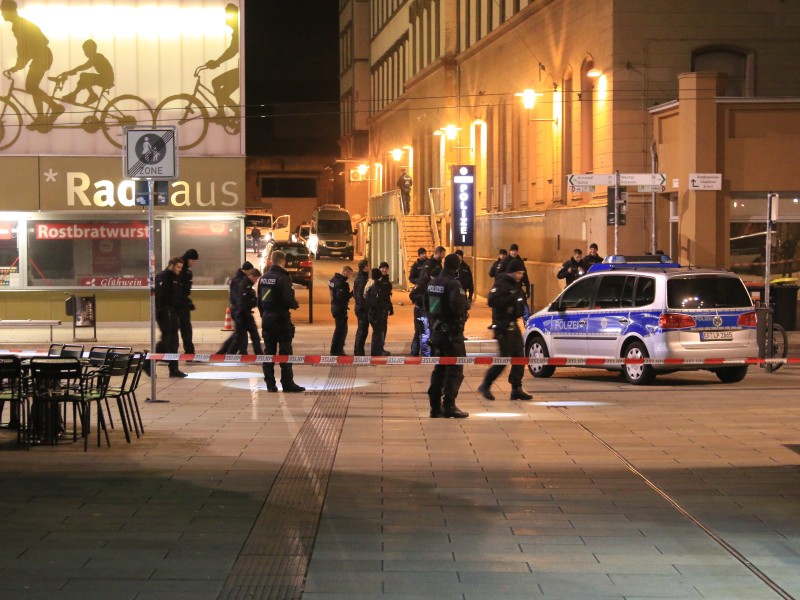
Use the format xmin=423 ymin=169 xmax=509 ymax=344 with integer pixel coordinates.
xmin=1 ymin=308 xmax=800 ymax=599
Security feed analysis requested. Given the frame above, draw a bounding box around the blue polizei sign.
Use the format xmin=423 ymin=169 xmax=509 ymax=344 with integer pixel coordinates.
xmin=451 ymin=165 xmax=475 ymax=246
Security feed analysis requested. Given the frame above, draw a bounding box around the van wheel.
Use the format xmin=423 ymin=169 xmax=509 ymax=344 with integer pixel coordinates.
xmin=526 ymin=335 xmax=555 ymax=378
xmin=715 ymin=366 xmax=748 ymax=383
xmin=622 ymin=340 xmax=656 ymax=385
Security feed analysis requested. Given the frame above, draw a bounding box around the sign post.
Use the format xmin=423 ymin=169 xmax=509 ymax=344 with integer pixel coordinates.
xmin=451 ymin=165 xmax=475 ymax=246
xmin=124 ymin=127 xmax=178 ymax=403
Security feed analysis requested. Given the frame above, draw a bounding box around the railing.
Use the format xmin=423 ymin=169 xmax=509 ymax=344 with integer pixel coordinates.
xmin=428 ymin=187 xmax=450 ymax=249
xmin=367 ymin=190 xmax=406 ymax=288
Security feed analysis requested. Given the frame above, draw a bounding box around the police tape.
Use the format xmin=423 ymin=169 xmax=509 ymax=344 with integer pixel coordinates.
xmin=146 ymin=353 xmax=799 ymax=367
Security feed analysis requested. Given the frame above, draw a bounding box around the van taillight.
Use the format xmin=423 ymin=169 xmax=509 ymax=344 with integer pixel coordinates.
xmin=659 ymin=313 xmax=696 ymax=329
xmin=737 ymin=311 xmax=757 ymax=327
xmin=300 ymin=260 xmax=313 ymax=268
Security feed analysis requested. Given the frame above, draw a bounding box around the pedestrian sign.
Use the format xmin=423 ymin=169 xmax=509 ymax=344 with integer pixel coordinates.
xmin=124 ymin=127 xmax=178 ymax=180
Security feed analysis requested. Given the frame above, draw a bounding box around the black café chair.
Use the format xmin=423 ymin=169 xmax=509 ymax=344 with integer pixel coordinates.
xmin=28 ymin=358 xmax=85 ymax=448
xmin=60 ymin=344 xmax=85 ymax=359
xmin=0 ymin=355 xmax=24 ymax=445
xmin=48 ymin=344 xmax=65 ymax=357
xmin=122 ymin=353 xmax=147 ymax=437
xmin=93 ymin=353 xmax=134 ymax=443
xmin=85 ymin=347 xmax=132 ymax=430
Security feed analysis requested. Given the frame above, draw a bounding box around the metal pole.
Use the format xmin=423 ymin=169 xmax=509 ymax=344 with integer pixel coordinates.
xmin=148 ymin=179 xmax=158 ymax=402
xmin=765 ymin=192 xmax=773 ymax=310
xmin=650 ymin=142 xmax=658 ymax=254
xmin=614 ymin=170 xmax=620 ymax=254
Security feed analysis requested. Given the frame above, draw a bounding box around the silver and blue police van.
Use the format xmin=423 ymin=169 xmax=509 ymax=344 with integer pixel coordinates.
xmin=524 ymin=255 xmax=759 ymax=385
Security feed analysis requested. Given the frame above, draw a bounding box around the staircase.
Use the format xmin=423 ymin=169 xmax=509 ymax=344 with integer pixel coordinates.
xmin=399 ymin=215 xmax=435 ymax=285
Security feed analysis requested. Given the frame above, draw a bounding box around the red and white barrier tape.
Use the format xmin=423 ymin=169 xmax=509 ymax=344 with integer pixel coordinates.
xmin=146 ymin=353 xmax=798 ymax=367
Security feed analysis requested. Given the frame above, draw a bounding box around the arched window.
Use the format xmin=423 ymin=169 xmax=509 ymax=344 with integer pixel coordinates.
xmin=692 ymin=46 xmax=754 ymax=97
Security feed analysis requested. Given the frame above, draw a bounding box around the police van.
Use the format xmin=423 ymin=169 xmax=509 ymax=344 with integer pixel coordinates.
xmin=524 ymin=255 xmax=758 ymax=385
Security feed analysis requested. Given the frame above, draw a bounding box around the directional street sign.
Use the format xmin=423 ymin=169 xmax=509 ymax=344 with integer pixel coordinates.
xmin=570 ymin=185 xmax=596 ymax=193
xmin=567 ymin=173 xmax=615 ymax=187
xmin=689 ymin=173 xmax=722 ymax=191
xmin=124 ymin=127 xmax=178 ymax=180
xmin=619 ymin=173 xmax=666 ymax=187
xmin=638 ymin=185 xmax=666 ymax=193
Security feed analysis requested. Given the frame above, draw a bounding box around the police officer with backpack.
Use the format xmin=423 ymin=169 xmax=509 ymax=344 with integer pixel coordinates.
xmin=478 ymin=256 xmax=533 ymax=401
xmin=329 ymin=265 xmax=353 ymax=355
xmin=410 ymin=246 xmax=444 ymax=357
xmin=366 ymin=266 xmax=393 ymax=356
xmin=257 ymin=250 xmax=305 ymax=393
xmin=425 ymin=253 xmax=470 ymax=419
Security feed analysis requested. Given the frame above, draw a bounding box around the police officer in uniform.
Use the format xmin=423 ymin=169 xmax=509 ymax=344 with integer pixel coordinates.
xmin=352 ymin=259 xmax=370 ymax=356
xmin=329 ymin=265 xmax=353 ymax=355
xmin=366 ymin=267 xmax=393 ymax=356
xmin=454 ymin=249 xmax=474 ymax=303
xmin=177 ymin=248 xmax=198 ymax=355
xmin=478 ymin=257 xmax=533 ymax=401
xmin=146 ymin=256 xmax=186 ymax=378
xmin=410 ymin=246 xmax=444 ymax=357
xmin=217 ymin=260 xmax=254 ymax=354
xmin=409 ymin=248 xmax=427 ymax=356
xmin=425 ymin=253 xmax=469 ymax=419
xmin=257 ymin=250 xmax=305 ymax=393
xmin=241 ymin=268 xmax=264 ymax=355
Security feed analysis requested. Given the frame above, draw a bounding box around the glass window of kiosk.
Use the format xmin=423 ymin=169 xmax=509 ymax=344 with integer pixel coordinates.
xmin=26 ymin=219 xmax=161 ymax=287
xmin=0 ymin=220 xmax=21 ymax=289
xmin=168 ymin=219 xmax=242 ymax=285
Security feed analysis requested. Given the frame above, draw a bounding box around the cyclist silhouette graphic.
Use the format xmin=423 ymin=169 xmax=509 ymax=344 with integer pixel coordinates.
xmin=0 ymin=0 xmax=63 ymax=130
xmin=57 ymin=39 xmax=114 ymax=106
xmin=204 ymin=3 xmax=239 ymax=120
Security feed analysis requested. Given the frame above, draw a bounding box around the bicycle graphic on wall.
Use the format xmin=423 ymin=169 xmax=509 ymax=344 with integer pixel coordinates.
xmin=0 ymin=1 xmax=241 ymax=151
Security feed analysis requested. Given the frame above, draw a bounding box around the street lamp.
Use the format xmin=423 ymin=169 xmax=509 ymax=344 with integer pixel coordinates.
xmin=390 ymin=148 xmax=403 ymax=162
xmin=514 ymin=88 xmax=542 ymax=110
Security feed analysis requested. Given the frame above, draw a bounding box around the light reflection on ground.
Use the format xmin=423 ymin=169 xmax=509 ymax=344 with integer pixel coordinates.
xmin=185 ymin=370 xmax=374 ymax=391
xmin=474 ymin=412 xmax=524 ymax=418
xmin=533 ymin=401 xmax=611 ymax=407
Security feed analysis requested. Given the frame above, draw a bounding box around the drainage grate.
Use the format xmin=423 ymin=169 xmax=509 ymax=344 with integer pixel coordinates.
xmin=784 ymin=444 xmax=800 ymax=455
xmin=218 ymin=366 xmax=355 ymax=600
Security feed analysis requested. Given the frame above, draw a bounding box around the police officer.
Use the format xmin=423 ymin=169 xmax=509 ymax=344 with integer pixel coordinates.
xmin=177 ymin=248 xmax=198 ymax=355
xmin=146 ymin=256 xmax=186 ymax=378
xmin=410 ymin=246 xmax=445 ymax=357
xmin=397 ymin=168 xmax=412 ymax=215
xmin=478 ymin=257 xmax=533 ymax=401
xmin=366 ymin=267 xmax=393 ymax=356
xmin=454 ymin=249 xmax=474 ymax=304
xmin=258 ymin=250 xmax=305 ymax=393
xmin=489 ymin=248 xmax=508 ymax=279
xmin=425 ymin=253 xmax=469 ymax=419
xmin=506 ymin=244 xmax=531 ymax=298
xmin=241 ymin=268 xmax=264 ymax=355
xmin=352 ymin=259 xmax=370 ymax=356
xmin=409 ymin=247 xmax=428 ymax=356
xmin=329 ymin=265 xmax=353 ymax=355
xmin=217 ymin=260 xmax=254 ymax=354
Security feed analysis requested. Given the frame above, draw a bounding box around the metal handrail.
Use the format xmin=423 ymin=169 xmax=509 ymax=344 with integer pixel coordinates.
xmin=427 ymin=187 xmax=443 ymax=248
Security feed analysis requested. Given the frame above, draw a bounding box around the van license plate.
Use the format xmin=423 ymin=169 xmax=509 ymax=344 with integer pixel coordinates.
xmin=700 ymin=331 xmax=733 ymax=341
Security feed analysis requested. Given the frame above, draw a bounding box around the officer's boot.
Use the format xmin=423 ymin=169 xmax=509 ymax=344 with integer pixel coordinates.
xmin=264 ymin=378 xmax=278 ymax=393
xmin=282 ymin=380 xmax=306 ymax=393
xmin=510 ymin=387 xmax=533 ymax=401
xmin=442 ymin=398 xmax=469 ymax=419
xmin=477 ymin=382 xmax=495 ymax=401
xmin=429 ymin=394 xmax=443 ymax=418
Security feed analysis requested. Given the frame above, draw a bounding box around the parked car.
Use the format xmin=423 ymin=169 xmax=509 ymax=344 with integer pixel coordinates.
xmin=259 ymin=241 xmax=313 ymax=288
xmin=292 ymin=223 xmax=311 ymax=246
xmin=524 ymin=255 xmax=758 ymax=385
xmin=245 ymin=213 xmax=272 ymax=249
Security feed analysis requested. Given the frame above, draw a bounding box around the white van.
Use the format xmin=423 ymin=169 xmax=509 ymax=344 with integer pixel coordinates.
xmin=308 ymin=204 xmax=354 ymax=260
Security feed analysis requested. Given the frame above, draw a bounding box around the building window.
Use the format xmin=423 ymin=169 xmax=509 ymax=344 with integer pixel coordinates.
xmin=261 ymin=178 xmax=317 ymax=198
xmin=580 ymin=57 xmax=594 ymax=176
xmin=692 ymin=46 xmax=754 ymax=97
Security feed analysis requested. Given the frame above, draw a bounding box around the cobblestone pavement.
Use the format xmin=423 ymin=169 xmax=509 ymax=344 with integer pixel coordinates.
xmin=1 ymin=314 xmax=799 ymax=599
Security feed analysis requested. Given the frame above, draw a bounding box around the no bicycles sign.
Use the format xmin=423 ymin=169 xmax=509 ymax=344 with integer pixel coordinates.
xmin=123 ymin=127 xmax=178 ymax=180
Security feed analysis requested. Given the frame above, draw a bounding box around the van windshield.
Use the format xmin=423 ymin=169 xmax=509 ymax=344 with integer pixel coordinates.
xmin=318 ymin=219 xmax=352 ymax=234
xmin=667 ymin=276 xmax=752 ymax=309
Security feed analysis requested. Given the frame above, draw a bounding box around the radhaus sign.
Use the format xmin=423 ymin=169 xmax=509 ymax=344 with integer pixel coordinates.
xmin=33 ymin=156 xmax=245 ymax=211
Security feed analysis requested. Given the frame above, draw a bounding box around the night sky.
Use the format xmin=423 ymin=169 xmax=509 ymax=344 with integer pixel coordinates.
xmin=245 ymin=0 xmax=340 ymax=157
